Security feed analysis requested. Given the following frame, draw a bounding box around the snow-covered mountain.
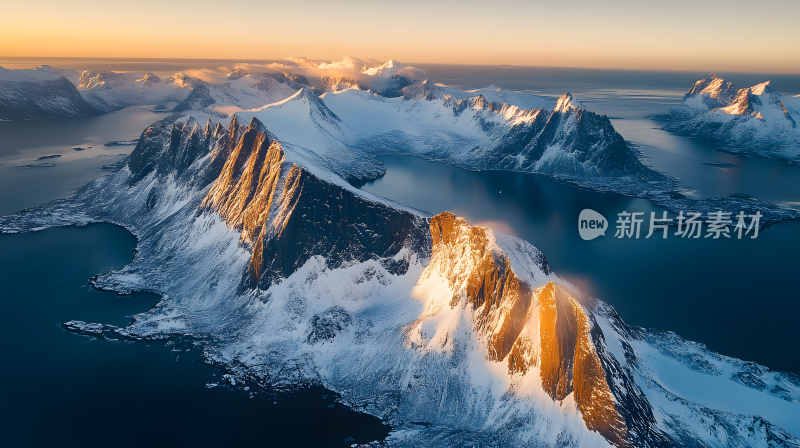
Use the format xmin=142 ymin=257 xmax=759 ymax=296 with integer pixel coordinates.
xmin=164 ymin=76 xmax=796 ymax=226
xmin=0 ymin=66 xmax=100 ymax=120
xmin=0 ymin=65 xmax=308 ymax=119
xmin=172 ymin=79 xmax=643 ymax=181
xmin=313 ymin=75 xmax=367 ymax=94
xmin=77 ymin=70 xmax=195 ymax=112
xmin=2 ymin=115 xmax=798 ymax=447
xmin=0 ymin=60 xmax=418 ymax=120
xmin=170 ymin=69 xmax=307 ymax=118
xmin=406 ymin=81 xmax=553 ymax=111
xmin=657 ymin=74 xmax=800 ymax=158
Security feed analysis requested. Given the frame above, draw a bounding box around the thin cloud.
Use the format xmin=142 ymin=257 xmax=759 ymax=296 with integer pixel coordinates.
xmin=177 ymin=57 xmax=427 ymax=92
xmin=182 ymin=67 xmax=230 ymax=83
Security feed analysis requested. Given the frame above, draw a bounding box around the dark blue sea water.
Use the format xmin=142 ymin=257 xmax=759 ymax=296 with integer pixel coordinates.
xmin=361 ymin=156 xmax=800 ymax=375
xmin=0 ymin=224 xmax=388 ymax=446
xmin=0 ymin=105 xmax=162 ymax=216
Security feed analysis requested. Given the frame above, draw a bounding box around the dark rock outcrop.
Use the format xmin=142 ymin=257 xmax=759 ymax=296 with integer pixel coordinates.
xmin=171 ymin=82 xmax=216 ymax=113
xmin=195 ymin=116 xmax=429 ymax=288
xmin=306 ymin=306 xmax=353 ymax=344
xmin=425 ymin=212 xmax=672 ymax=447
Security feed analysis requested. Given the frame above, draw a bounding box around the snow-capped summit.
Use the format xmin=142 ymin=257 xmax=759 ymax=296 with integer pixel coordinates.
xmin=228 ymin=67 xmax=249 ymax=81
xmin=361 ymin=59 xmax=406 ymax=77
xmin=78 ymin=70 xmax=137 ymax=89
xmin=172 ymin=73 xmax=195 ymax=88
xmin=136 ymin=72 xmax=161 ymax=84
xmin=719 ymin=80 xmax=788 ymax=119
xmin=399 ymin=79 xmax=446 ymax=101
xmin=657 ymin=73 xmax=739 ymax=121
xmin=750 ymin=80 xmax=775 ymax=96
xmin=314 ymin=75 xmax=366 ymax=94
xmin=683 ymin=73 xmax=738 ymax=105
xmin=554 ymin=92 xmax=583 ymax=112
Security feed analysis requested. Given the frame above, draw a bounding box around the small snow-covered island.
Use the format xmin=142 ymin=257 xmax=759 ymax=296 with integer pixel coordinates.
xmin=1 ymin=59 xmax=799 ymax=447
xmin=656 ymin=73 xmax=800 ymax=159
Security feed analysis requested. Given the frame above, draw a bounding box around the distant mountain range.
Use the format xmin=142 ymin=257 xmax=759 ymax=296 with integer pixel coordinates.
xmin=656 ymin=73 xmax=800 ymax=159
xmin=2 ymin=62 xmax=795 ymax=224
xmin=0 ymin=60 xmax=417 ymax=121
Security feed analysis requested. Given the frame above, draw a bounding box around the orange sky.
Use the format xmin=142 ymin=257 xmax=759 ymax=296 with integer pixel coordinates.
xmin=2 ymin=0 xmax=799 ymax=73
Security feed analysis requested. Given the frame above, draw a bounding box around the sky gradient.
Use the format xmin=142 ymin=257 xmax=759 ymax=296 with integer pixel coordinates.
xmin=2 ymin=0 xmax=799 ymax=73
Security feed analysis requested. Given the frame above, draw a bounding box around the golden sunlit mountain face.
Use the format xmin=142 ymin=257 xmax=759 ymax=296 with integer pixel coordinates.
xmin=2 ymin=0 xmax=799 ymax=73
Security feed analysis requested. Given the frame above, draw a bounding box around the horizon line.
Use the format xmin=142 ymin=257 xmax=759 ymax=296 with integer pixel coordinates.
xmin=2 ymin=56 xmax=800 ymax=77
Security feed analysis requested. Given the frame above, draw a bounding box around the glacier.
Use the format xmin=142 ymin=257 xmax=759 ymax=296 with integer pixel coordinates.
xmin=2 ymin=105 xmax=799 ymax=447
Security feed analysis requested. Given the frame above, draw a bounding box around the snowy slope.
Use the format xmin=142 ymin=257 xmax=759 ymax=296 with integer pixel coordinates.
xmin=427 ymin=82 xmax=554 ymax=111
xmin=657 ymin=74 xmax=800 ymax=158
xmin=1 ymin=115 xmax=798 ymax=447
xmin=0 ymin=65 xmax=80 ymax=83
xmin=185 ymin=69 xmax=305 ymax=117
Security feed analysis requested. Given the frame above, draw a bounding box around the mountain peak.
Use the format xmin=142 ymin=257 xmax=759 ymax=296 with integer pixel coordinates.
xmin=247 ymin=116 xmax=267 ymax=133
xmin=685 ymin=74 xmax=737 ymax=102
xmin=229 ymin=67 xmax=249 ymax=81
xmin=362 ymin=60 xmax=407 ymax=77
xmin=172 ymin=73 xmax=196 ymax=88
xmin=136 ymin=72 xmax=161 ymax=84
xmin=750 ymin=80 xmax=774 ymax=96
xmin=286 ymin=87 xmax=318 ymax=103
xmin=421 ymin=79 xmax=444 ymax=100
xmin=228 ymin=113 xmax=244 ymax=130
xmin=554 ymin=92 xmax=582 ymax=112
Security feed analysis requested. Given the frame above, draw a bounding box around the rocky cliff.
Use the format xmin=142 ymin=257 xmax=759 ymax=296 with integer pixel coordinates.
xmin=200 ymin=117 xmax=427 ymax=288
xmin=421 ymin=212 xmax=669 ymax=447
